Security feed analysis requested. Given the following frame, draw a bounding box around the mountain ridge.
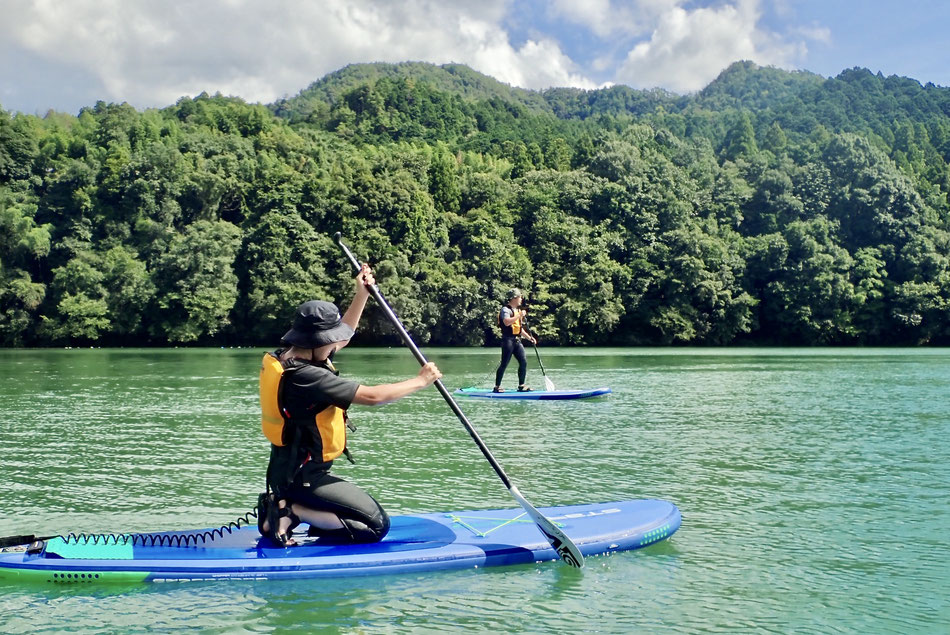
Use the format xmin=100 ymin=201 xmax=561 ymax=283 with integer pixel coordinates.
xmin=271 ymin=60 xmax=950 ymax=136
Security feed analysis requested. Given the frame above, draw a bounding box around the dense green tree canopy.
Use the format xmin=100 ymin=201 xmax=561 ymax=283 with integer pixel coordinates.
xmin=1 ymin=61 xmax=949 ymax=346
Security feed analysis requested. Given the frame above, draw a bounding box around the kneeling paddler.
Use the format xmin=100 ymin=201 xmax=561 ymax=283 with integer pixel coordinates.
xmin=258 ymin=264 xmax=441 ymax=546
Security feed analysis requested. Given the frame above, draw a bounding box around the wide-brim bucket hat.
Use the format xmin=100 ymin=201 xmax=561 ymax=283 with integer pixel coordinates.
xmin=281 ymin=300 xmax=355 ymax=348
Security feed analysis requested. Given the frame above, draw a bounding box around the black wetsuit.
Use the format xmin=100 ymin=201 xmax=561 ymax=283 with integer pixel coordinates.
xmin=265 ymin=352 xmax=389 ymax=543
xmin=495 ymin=306 xmax=528 ymax=387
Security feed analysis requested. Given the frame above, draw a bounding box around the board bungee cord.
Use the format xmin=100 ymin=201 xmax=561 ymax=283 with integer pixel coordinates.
xmin=0 ymin=507 xmax=260 ymax=552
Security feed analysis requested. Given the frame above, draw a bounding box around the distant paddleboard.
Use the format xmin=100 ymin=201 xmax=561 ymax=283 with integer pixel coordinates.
xmin=0 ymin=499 xmax=678 ymax=583
xmin=454 ymin=387 xmax=611 ymax=400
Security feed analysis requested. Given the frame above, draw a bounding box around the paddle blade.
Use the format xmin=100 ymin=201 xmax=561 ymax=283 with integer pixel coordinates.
xmin=509 ymin=486 xmax=584 ymax=568
xmin=543 ymin=375 xmax=556 ymax=391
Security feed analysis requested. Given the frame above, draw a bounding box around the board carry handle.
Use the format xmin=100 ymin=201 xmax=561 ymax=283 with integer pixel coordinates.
xmin=0 ymin=534 xmax=54 ymax=549
xmin=334 ymin=232 xmax=584 ymax=568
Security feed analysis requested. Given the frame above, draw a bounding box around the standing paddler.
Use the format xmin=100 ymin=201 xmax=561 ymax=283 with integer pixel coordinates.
xmin=493 ymin=288 xmax=537 ymax=393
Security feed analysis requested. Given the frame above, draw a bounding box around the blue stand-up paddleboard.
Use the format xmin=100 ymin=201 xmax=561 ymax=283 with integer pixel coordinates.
xmin=0 ymin=499 xmax=679 ymax=583
xmin=455 ymin=387 xmax=611 ymax=400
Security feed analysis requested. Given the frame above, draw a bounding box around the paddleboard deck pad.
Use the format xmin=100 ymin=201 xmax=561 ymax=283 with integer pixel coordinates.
xmin=455 ymin=387 xmax=611 ymax=400
xmin=0 ymin=499 xmax=679 ymax=583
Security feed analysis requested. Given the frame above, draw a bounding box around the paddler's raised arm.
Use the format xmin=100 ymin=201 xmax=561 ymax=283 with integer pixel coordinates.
xmin=339 ymin=263 xmax=374 ymax=342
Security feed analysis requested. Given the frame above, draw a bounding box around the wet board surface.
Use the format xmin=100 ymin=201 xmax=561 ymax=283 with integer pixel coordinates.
xmin=454 ymin=387 xmax=611 ymax=400
xmin=0 ymin=499 xmax=679 ymax=583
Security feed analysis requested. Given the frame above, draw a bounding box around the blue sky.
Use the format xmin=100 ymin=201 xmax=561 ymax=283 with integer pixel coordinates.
xmin=2 ymin=0 xmax=948 ymax=115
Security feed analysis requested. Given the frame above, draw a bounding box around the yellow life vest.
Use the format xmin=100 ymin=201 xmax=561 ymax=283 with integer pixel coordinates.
xmin=498 ymin=305 xmax=522 ymax=336
xmin=259 ymin=352 xmax=348 ymax=463
xmin=511 ymin=309 xmax=522 ymax=335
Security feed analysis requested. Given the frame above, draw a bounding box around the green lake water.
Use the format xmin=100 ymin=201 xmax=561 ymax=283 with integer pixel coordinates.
xmin=0 ymin=347 xmax=947 ymax=633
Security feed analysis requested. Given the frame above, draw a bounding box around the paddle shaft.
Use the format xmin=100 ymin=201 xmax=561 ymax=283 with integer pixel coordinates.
xmin=336 ymin=236 xmax=510 ymax=486
xmin=520 ymin=314 xmax=548 ymax=375
xmin=334 ymin=233 xmax=583 ymax=567
xmin=521 ymin=313 xmax=554 ymax=389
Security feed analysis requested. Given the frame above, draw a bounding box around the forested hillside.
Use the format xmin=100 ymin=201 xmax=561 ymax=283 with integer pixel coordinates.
xmin=2 ymin=61 xmax=948 ymax=347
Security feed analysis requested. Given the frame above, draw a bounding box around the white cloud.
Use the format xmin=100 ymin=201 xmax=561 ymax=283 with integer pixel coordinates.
xmin=550 ymin=0 xmax=631 ymax=37
xmin=0 ymin=0 xmax=842 ymax=113
xmin=616 ymin=0 xmax=805 ymax=93
xmin=0 ymin=0 xmax=596 ymax=111
xmin=549 ymin=0 xmax=680 ymax=38
xmin=795 ymin=24 xmax=832 ymax=45
xmin=475 ymin=36 xmax=598 ymax=90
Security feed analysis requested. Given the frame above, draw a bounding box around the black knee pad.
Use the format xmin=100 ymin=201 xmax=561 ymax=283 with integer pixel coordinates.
xmin=342 ymin=512 xmax=390 ymax=543
xmin=309 ymin=511 xmax=390 ymax=544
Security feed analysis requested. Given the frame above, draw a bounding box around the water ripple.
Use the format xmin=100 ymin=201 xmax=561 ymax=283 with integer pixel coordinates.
xmin=0 ymin=347 xmax=947 ymax=633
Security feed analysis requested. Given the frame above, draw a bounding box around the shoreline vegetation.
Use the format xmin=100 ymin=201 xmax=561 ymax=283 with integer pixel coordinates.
xmin=1 ymin=61 xmax=948 ymax=348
